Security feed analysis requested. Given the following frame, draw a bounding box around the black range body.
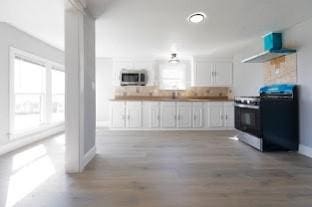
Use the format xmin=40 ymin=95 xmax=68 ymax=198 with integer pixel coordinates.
xmin=260 ymin=84 xmax=299 ymax=151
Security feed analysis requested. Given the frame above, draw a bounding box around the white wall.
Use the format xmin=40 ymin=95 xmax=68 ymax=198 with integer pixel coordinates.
xmin=283 ymin=18 xmax=312 ymax=148
xmin=96 ymin=58 xmax=113 ymax=126
xmin=0 ymin=23 xmax=64 ymax=149
xmin=233 ymin=40 xmax=264 ymax=96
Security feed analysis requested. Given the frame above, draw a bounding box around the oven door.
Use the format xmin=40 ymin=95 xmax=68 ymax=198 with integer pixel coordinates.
xmin=121 ymin=73 xmax=140 ymax=85
xmin=235 ymin=105 xmax=261 ymax=138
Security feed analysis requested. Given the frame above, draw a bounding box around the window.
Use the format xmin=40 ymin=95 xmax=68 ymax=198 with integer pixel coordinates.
xmin=10 ymin=48 xmax=65 ymax=137
xmin=159 ymin=63 xmax=186 ymax=90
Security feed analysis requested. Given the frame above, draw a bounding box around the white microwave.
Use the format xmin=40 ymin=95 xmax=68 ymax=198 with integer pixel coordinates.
xmin=120 ymin=69 xmax=147 ymax=86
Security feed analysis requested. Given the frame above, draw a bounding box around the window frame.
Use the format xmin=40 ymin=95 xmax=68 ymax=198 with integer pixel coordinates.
xmin=9 ymin=47 xmax=65 ymax=140
xmin=159 ymin=63 xmax=187 ymax=90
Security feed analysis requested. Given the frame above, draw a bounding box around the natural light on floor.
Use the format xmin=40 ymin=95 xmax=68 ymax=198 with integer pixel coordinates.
xmin=5 ymin=145 xmax=56 ymax=207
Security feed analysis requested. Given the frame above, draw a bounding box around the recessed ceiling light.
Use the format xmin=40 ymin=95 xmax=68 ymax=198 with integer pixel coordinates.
xmin=187 ymin=12 xmax=207 ymax=24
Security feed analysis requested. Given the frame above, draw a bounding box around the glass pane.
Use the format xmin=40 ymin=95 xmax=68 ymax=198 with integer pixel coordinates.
xmin=13 ymin=58 xmax=46 ymax=133
xmin=14 ymin=94 xmax=43 ymax=132
xmin=159 ymin=63 xmax=186 ymax=90
xmin=14 ymin=58 xmax=46 ymax=94
xmin=51 ymin=70 xmax=65 ymax=123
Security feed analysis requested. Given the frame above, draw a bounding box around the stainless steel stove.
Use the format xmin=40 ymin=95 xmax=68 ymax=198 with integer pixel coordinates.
xmin=234 ymin=96 xmax=262 ymax=150
xmin=234 ymin=84 xmax=299 ymax=152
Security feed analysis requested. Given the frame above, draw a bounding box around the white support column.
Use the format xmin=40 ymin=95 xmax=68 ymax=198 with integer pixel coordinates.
xmin=65 ymin=1 xmax=96 ymax=173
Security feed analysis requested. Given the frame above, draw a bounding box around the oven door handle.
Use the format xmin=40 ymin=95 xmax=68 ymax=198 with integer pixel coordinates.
xmin=234 ymin=103 xmax=259 ymax=109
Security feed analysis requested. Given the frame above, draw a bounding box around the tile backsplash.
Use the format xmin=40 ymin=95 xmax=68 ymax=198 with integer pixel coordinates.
xmin=114 ymin=86 xmax=232 ymax=99
xmin=264 ymin=53 xmax=297 ymax=84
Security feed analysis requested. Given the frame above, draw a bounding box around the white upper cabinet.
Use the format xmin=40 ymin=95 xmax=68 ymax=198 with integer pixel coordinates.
xmin=223 ymin=102 xmax=234 ymax=128
xmin=126 ymin=101 xmax=142 ymax=128
xmin=193 ymin=61 xmax=214 ymax=86
xmin=214 ymin=62 xmax=233 ymax=86
xmin=177 ymin=103 xmax=193 ymax=128
xmin=192 ymin=59 xmax=232 ymax=87
xmin=160 ymin=102 xmax=176 ymax=128
xmin=110 ymin=101 xmax=126 ymax=128
xmin=193 ymin=103 xmax=204 ymax=128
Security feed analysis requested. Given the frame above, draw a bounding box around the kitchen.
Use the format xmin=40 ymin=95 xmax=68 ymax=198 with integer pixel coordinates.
xmin=101 ymin=31 xmax=299 ymax=152
xmin=1 ymin=0 xmax=312 ymax=206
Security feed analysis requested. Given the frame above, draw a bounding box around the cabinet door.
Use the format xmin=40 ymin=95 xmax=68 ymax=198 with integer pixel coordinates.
xmin=194 ymin=61 xmax=213 ymax=86
xmin=142 ymin=102 xmax=160 ymax=128
xmin=224 ymin=102 xmax=234 ymax=128
xmin=160 ymin=102 xmax=176 ymax=128
xmin=193 ymin=103 xmax=204 ymax=128
xmin=150 ymin=102 xmax=160 ymax=128
xmin=177 ymin=103 xmax=192 ymax=128
xmin=214 ymin=62 xmax=232 ymax=86
xmin=126 ymin=102 xmax=142 ymax=128
xmin=110 ymin=102 xmax=126 ymax=128
xmin=208 ymin=102 xmax=224 ymax=128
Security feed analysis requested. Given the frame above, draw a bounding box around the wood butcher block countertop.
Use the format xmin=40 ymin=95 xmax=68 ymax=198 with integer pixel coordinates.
xmin=111 ymin=96 xmax=234 ymax=102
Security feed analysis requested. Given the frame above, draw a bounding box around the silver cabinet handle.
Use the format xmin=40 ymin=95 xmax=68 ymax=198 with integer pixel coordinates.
xmin=225 ymin=114 xmax=228 ymax=120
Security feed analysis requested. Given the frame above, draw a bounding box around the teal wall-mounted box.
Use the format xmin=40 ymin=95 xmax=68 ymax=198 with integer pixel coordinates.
xmin=263 ymin=33 xmax=282 ymax=51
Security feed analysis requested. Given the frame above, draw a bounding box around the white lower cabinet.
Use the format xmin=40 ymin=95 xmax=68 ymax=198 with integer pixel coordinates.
xmin=206 ymin=102 xmax=234 ymax=129
xmin=110 ymin=101 xmax=126 ymax=128
xmin=160 ymin=102 xmax=176 ymax=128
xmin=126 ymin=102 xmax=142 ymax=128
xmin=193 ymin=103 xmax=204 ymax=128
xmin=207 ymin=102 xmax=224 ymax=128
xmin=143 ymin=102 xmax=160 ymax=128
xmin=177 ymin=102 xmax=192 ymax=128
xmin=110 ymin=101 xmax=234 ymax=130
xmin=224 ymin=102 xmax=234 ymax=128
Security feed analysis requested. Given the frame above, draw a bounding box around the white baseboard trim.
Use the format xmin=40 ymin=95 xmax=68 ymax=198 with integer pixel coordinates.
xmin=108 ymin=128 xmax=235 ymax=131
xmin=0 ymin=125 xmax=65 ymax=156
xmin=81 ymin=145 xmax=96 ymax=171
xmin=299 ymin=144 xmax=312 ymax=158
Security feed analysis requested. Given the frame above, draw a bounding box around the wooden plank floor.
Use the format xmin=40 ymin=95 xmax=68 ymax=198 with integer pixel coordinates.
xmin=1 ymin=130 xmax=312 ymax=207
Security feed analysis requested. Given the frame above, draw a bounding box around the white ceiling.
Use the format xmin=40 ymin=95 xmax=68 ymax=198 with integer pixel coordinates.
xmin=89 ymin=0 xmax=312 ymax=58
xmin=1 ymin=0 xmax=312 ymax=58
xmin=0 ymin=0 xmax=64 ymax=50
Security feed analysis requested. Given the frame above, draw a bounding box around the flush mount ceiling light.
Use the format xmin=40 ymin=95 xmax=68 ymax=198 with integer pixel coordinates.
xmin=168 ymin=53 xmax=180 ymax=64
xmin=187 ymin=12 xmax=207 ymax=24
